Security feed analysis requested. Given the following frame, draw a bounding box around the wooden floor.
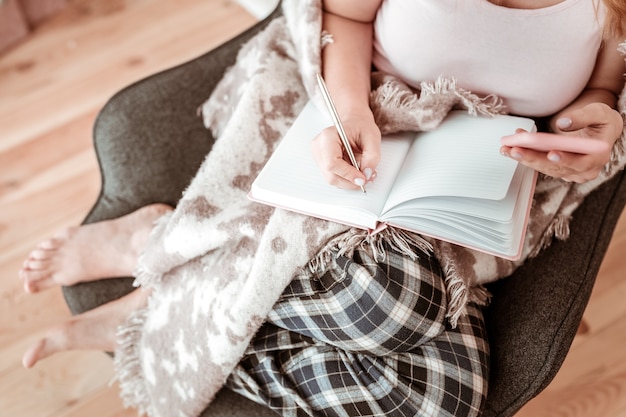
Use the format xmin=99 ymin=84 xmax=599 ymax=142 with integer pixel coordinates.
xmin=0 ymin=1 xmax=625 ymax=416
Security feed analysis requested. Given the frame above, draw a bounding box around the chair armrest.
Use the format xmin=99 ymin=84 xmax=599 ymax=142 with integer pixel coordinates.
xmin=482 ymin=170 xmax=626 ymax=417
xmin=83 ymin=4 xmax=284 ymax=224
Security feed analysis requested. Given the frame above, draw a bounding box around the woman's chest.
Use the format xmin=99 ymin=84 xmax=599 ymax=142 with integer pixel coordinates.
xmin=372 ymin=0 xmax=603 ymax=116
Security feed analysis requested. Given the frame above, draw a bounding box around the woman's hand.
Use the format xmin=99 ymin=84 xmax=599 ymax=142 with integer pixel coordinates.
xmin=311 ymin=111 xmax=381 ymax=189
xmin=500 ymin=102 xmax=623 ymax=183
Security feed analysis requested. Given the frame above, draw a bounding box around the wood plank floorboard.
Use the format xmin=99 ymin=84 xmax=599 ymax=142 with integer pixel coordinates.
xmin=1 ymin=1 xmax=256 ymax=416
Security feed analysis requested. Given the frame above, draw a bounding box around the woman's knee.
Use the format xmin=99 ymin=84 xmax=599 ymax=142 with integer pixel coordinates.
xmin=268 ymin=248 xmax=449 ymax=354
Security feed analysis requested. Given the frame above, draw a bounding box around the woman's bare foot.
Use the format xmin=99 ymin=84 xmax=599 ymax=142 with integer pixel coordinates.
xmin=22 ymin=287 xmax=150 ymax=368
xmin=19 ymin=204 xmax=172 ymax=293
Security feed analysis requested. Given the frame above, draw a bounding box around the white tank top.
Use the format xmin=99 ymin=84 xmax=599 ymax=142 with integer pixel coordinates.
xmin=372 ymin=0 xmax=605 ymax=116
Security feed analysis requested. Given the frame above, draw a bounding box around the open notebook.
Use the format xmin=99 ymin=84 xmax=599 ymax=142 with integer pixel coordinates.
xmin=249 ymin=101 xmax=538 ymax=260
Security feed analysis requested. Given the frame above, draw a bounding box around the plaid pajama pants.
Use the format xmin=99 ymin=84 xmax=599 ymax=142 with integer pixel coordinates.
xmin=227 ymin=244 xmax=490 ymax=417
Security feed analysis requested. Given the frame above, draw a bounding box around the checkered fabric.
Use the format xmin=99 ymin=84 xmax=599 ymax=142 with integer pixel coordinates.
xmin=226 ymin=244 xmax=490 ymax=417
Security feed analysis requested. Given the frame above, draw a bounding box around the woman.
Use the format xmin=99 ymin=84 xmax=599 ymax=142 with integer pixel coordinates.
xmin=20 ymin=0 xmax=626 ymax=416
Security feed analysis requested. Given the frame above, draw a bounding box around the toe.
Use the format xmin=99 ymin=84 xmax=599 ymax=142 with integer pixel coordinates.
xmin=29 ymin=248 xmax=53 ymax=260
xmin=20 ymin=269 xmax=53 ymax=293
xmin=22 ymin=326 xmax=68 ymax=368
xmin=38 ymin=237 xmax=63 ymax=250
xmin=24 ymin=274 xmax=57 ymax=293
xmin=23 ymin=279 xmax=39 ymax=294
xmin=22 ymin=339 xmax=46 ymax=368
xmin=24 ymin=258 xmax=51 ymax=271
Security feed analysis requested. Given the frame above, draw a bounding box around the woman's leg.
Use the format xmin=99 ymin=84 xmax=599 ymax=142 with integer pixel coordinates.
xmin=226 ymin=245 xmax=490 ymax=416
xmin=20 ymin=203 xmax=171 ymax=368
xmin=22 ymin=287 xmax=151 ymax=368
xmin=269 ymin=244 xmax=448 ymax=355
xmin=19 ymin=204 xmax=172 ymax=293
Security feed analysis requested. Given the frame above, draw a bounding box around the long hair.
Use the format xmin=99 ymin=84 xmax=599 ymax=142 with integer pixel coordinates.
xmin=602 ymin=0 xmax=626 ymax=38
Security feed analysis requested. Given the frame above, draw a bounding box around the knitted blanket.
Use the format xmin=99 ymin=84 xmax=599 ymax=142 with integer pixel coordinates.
xmin=114 ymin=1 xmax=626 ymax=416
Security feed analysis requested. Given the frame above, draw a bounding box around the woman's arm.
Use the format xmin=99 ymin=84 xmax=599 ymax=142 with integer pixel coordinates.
xmin=320 ymin=1 xmax=380 ymax=117
xmin=502 ymin=37 xmax=625 ymax=183
xmin=311 ymin=0 xmax=383 ymax=190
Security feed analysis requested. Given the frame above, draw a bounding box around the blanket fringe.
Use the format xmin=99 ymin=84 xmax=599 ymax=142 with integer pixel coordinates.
xmin=132 ymin=212 xmax=174 ymax=288
xmin=420 ymin=76 xmax=507 ymax=117
xmin=608 ymin=131 xmax=626 ymax=173
xmin=320 ymin=30 xmax=333 ymax=47
xmin=307 ymin=226 xmax=433 ymax=275
xmin=371 ymin=74 xmax=422 ymax=113
xmin=133 ymin=265 xmax=165 ymax=289
xmin=114 ymin=305 xmax=152 ymax=417
xmin=529 ymin=213 xmax=572 ymax=258
xmin=370 ymin=74 xmax=507 ymax=134
xmin=438 ymin=258 xmax=491 ymax=327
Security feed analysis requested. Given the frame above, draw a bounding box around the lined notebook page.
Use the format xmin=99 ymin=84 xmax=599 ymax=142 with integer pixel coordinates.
xmin=382 ymin=164 xmax=525 ymax=224
xmin=250 ymin=101 xmax=413 ymax=228
xmin=383 ymin=111 xmax=536 ymax=211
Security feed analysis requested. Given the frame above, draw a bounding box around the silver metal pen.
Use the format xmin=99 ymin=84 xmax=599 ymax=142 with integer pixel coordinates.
xmin=316 ymin=73 xmax=366 ymax=194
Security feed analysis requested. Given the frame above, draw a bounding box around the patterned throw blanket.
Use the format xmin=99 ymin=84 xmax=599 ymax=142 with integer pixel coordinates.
xmin=113 ymin=1 xmax=626 ymax=416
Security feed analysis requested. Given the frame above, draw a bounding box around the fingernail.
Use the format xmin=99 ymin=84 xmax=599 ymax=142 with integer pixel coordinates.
xmin=354 ymin=178 xmax=365 ymax=186
xmin=511 ymin=151 xmax=522 ymax=160
xmin=363 ymin=167 xmax=373 ymax=180
xmin=557 ymin=117 xmax=572 ymax=129
xmin=548 ymin=152 xmax=561 ymax=162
